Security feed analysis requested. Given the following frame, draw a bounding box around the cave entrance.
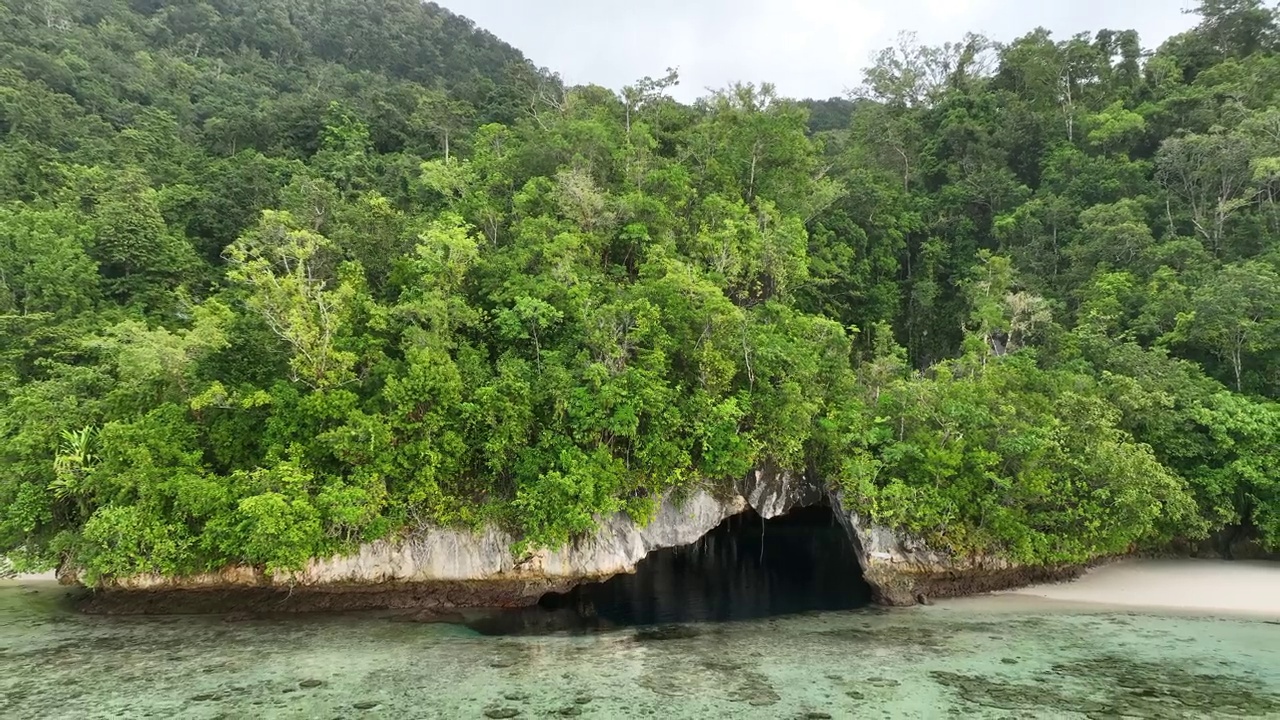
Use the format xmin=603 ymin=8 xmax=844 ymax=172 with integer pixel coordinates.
xmin=550 ymin=504 xmax=872 ymax=627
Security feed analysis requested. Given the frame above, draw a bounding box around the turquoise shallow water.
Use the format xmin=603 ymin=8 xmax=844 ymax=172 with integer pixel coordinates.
xmin=2 ymin=580 xmax=1279 ymax=719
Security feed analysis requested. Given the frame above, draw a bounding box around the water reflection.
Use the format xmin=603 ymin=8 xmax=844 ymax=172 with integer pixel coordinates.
xmin=468 ymin=505 xmax=873 ymax=635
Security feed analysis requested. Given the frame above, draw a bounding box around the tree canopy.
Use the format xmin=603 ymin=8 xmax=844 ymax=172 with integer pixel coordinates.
xmin=4 ymin=0 xmax=1280 ymax=580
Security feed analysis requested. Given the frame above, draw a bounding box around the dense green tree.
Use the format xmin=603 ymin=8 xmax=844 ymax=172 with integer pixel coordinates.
xmin=4 ymin=0 xmax=1280 ymax=583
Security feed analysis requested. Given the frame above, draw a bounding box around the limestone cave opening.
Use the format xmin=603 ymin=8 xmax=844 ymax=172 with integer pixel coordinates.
xmin=488 ymin=504 xmax=873 ymax=635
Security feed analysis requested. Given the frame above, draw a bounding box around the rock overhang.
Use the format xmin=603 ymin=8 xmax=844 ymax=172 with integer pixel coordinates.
xmin=66 ymin=468 xmax=1082 ymax=613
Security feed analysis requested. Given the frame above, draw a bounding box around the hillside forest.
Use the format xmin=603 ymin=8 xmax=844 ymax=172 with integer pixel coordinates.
xmin=3 ymin=0 xmax=1280 ymax=580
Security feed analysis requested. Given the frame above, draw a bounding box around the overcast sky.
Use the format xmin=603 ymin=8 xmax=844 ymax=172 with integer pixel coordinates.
xmin=445 ymin=0 xmax=1199 ymax=101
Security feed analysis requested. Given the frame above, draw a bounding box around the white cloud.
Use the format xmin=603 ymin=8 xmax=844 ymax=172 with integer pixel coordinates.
xmin=447 ymin=0 xmax=1198 ymax=101
xmin=923 ymin=0 xmax=989 ymax=23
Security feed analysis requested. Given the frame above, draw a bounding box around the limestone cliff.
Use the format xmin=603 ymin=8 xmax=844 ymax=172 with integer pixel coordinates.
xmin=825 ymin=489 xmax=1081 ymax=605
xmin=66 ymin=469 xmax=1077 ymax=613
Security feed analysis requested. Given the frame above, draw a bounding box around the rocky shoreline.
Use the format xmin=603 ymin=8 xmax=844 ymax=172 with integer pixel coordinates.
xmin=63 ymin=468 xmax=1085 ymax=615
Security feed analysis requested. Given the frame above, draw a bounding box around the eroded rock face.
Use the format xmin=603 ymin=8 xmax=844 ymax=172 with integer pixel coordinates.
xmin=68 ymin=469 xmax=1077 ymax=613
xmin=826 ymin=488 xmax=1083 ymax=605
xmin=70 ymin=468 xmax=833 ymax=613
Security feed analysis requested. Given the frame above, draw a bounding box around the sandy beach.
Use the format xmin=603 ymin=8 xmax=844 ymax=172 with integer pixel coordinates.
xmin=962 ymin=558 xmax=1280 ymax=618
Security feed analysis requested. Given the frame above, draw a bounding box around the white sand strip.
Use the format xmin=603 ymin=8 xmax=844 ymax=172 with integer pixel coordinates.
xmin=1002 ymin=558 xmax=1280 ymax=617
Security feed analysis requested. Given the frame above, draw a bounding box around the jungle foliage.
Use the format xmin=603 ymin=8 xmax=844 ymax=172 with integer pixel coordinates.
xmin=3 ymin=0 xmax=1280 ymax=579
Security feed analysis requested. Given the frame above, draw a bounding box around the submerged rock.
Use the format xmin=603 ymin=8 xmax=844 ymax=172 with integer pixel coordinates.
xmin=931 ymin=655 xmax=1280 ymax=717
xmin=483 ymin=709 xmax=520 ymax=719
xmin=633 ymin=625 xmax=700 ymax=642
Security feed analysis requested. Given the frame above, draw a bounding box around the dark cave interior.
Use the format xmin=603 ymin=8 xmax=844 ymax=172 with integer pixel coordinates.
xmin=461 ymin=505 xmax=875 ymax=637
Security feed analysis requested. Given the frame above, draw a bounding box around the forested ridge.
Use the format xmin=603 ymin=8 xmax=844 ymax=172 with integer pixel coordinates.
xmin=2 ymin=0 xmax=1279 ymax=581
